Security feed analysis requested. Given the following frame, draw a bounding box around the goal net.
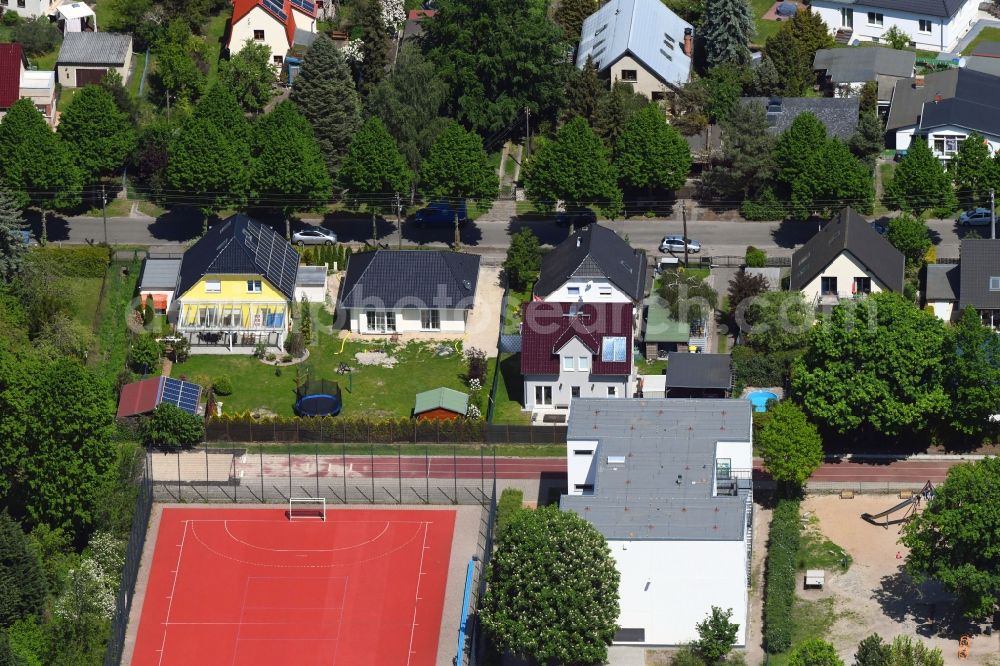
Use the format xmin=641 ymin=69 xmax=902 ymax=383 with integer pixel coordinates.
xmin=288 ymin=497 xmax=326 ymax=521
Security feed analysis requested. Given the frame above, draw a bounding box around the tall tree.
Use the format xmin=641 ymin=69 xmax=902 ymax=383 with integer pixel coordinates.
xmin=701 ymin=0 xmax=753 ymax=67
xmin=901 ymin=457 xmax=1000 ymax=619
xmin=882 ymin=139 xmax=957 ymax=215
xmin=58 ymin=86 xmax=136 ymax=183
xmin=773 ymin=112 xmax=828 ymax=187
xmin=560 ymin=57 xmax=607 ymax=126
xmin=764 ymin=10 xmax=832 ymax=96
xmin=614 ymin=104 xmax=691 ymax=192
xmin=756 ymin=401 xmax=824 ymax=490
xmin=553 ymin=0 xmax=597 ymax=42
xmin=798 ymin=139 xmax=873 ymax=217
xmin=480 ymin=505 xmax=620 ymax=665
xmin=167 ymin=116 xmax=250 ymax=223
xmin=290 ymin=34 xmax=362 ymax=173
xmin=503 ymin=228 xmax=542 ymax=291
xmin=854 ymin=634 xmax=891 ymax=666
xmin=354 ymin=0 xmax=389 ymax=96
xmin=219 ymin=40 xmax=276 ymax=113
xmin=942 ymin=306 xmax=1000 ymax=438
xmin=750 ymin=55 xmax=783 ymax=96
xmin=365 ymin=46 xmax=450 ymax=180
xmin=250 ymin=101 xmax=332 ymax=226
xmin=952 ymin=132 xmax=996 ymax=209
xmin=155 ymin=20 xmax=208 ymax=109
xmin=702 ymin=101 xmax=776 ymax=199
xmin=658 ymin=271 xmax=719 ymax=322
xmin=885 ymin=213 xmax=931 ymax=268
xmin=523 ymin=117 xmax=622 ymax=221
xmin=727 ymin=270 xmax=768 ymax=330
xmin=420 ymin=122 xmax=496 ymax=245
xmin=849 ymin=111 xmax=885 ymax=167
xmin=694 ymin=606 xmax=740 ymax=664
xmin=99 ymin=69 xmax=139 ymax=122
xmin=422 ymin=0 xmax=570 ymax=133
xmin=0 ymin=185 xmax=26 ymax=283
xmin=338 ymin=117 xmax=412 ymax=241
xmin=192 ymin=82 xmax=252 ymax=146
xmin=792 ymin=292 xmax=948 ymax=436
xmin=0 ymin=512 xmax=47 ymax=626
xmin=593 ymin=81 xmax=649 ymax=148
xmin=789 ymin=639 xmax=844 ymax=666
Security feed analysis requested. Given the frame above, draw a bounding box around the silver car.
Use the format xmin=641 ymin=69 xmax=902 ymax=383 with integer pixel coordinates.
xmin=958 ymin=208 xmax=993 ymax=226
xmin=292 ymin=227 xmax=338 ymax=245
xmin=659 ymin=235 xmax=701 ymax=253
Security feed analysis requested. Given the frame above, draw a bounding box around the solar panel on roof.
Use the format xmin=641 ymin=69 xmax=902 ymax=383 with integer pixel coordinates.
xmin=290 ymin=0 xmax=315 ymax=13
xmin=261 ymin=0 xmax=287 ymax=21
xmin=159 ymin=377 xmax=202 ymax=415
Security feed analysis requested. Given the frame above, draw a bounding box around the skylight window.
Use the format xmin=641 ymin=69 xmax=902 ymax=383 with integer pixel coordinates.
xmin=601 ymin=337 xmax=626 ymax=362
xmin=990 ymin=277 xmax=1000 ymax=292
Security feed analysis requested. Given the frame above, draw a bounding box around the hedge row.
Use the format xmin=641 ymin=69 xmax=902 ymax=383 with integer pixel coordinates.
xmin=29 ymin=245 xmax=110 ymax=277
xmin=495 ymin=488 xmax=524 ymax=535
xmin=205 ymin=414 xmax=486 ymax=443
xmin=763 ymin=499 xmax=801 ymax=653
xmin=731 ymin=346 xmax=804 ymax=391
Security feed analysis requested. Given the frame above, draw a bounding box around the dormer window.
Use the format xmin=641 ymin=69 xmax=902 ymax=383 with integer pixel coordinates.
xmin=990 ymin=277 xmax=1000 ymax=292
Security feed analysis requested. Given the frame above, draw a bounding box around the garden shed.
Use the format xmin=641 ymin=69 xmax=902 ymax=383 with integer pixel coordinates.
xmin=413 ymin=387 xmax=469 ymax=420
xmin=643 ymin=300 xmax=689 ymax=359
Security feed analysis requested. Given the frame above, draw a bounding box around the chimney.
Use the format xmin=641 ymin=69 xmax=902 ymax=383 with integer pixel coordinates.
xmin=914 ymin=74 xmax=925 ymax=88
xmin=934 ymin=93 xmax=942 ymax=103
xmin=683 ymin=28 xmax=693 ymax=57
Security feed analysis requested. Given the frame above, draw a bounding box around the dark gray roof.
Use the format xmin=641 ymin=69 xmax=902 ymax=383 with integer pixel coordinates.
xmin=56 ymin=32 xmax=132 ymax=66
xmin=916 ymin=70 xmax=1000 ymax=136
xmin=535 ymin=224 xmax=646 ymax=301
xmin=813 ymin=47 xmax=915 ymax=84
xmin=139 ymin=258 xmax=181 ymax=291
xmin=812 ymin=0 xmax=968 ymax=18
xmin=790 ymin=207 xmax=905 ymax=292
xmin=959 ymin=240 xmax=1000 ymax=310
xmin=970 ymin=41 xmax=1000 ymax=57
xmin=963 ymin=55 xmax=1000 ymax=77
xmin=740 ymin=97 xmax=860 ymax=140
xmin=887 ymin=68 xmax=959 ymax=131
xmin=560 ymin=398 xmax=752 ymax=541
xmin=925 ymin=263 xmax=959 ymax=302
xmin=339 ymin=250 xmax=480 ymax=310
xmin=177 ymin=214 xmax=300 ymax=300
xmin=665 ymin=352 xmax=732 ymax=390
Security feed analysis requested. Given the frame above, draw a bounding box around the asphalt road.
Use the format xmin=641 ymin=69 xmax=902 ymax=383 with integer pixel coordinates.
xmin=47 ymin=209 xmax=970 ymax=260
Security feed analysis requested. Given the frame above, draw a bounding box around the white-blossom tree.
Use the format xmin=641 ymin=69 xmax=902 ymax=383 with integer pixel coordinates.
xmin=380 ymin=0 xmax=405 ymax=32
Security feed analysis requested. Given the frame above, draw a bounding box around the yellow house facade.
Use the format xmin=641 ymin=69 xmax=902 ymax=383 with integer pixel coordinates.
xmin=174 ymin=214 xmax=299 ymax=352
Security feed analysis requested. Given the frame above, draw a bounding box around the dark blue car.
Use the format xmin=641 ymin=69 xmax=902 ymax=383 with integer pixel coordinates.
xmin=414 ymin=200 xmax=468 ymax=227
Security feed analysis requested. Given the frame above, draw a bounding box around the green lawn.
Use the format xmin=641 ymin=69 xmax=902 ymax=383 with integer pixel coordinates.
xmin=751 ymin=0 xmax=783 ymax=46
xmin=175 ymin=336 xmax=481 ymax=419
xmin=766 ymin=598 xmax=842 ymax=666
xmin=31 ymin=49 xmax=59 ymax=71
xmin=962 ymin=26 xmax=1000 ymax=55
xmin=203 ymin=11 xmax=231 ymax=85
xmin=63 ymin=276 xmax=105 ymax=329
xmin=491 ymin=353 xmax=530 ymax=425
xmin=637 ymin=357 xmax=667 ymax=375
xmin=503 ymin=287 xmax=531 ymax=334
xmin=57 ymin=87 xmax=81 ymax=114
xmin=875 ymin=161 xmax=895 ymax=216
xmin=130 ymin=51 xmax=148 ymax=98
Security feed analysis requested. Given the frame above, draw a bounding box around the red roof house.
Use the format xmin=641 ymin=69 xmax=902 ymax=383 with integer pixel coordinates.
xmin=117 ymin=376 xmax=203 ymax=418
xmin=0 ymin=44 xmax=26 ymax=111
xmin=521 ymin=302 xmax=634 ymax=376
xmin=228 ymin=0 xmax=316 ymax=60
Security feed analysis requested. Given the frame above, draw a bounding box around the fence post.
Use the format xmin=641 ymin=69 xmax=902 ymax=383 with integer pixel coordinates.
xmin=259 ymin=446 xmax=264 ymax=502
xmin=287 ymin=442 xmax=292 ymax=499
xmin=398 ymin=444 xmax=402 ymax=504
xmin=315 ymin=442 xmax=320 ymax=499
xmin=370 ymin=443 xmax=375 ymax=503
xmin=342 ymin=443 xmax=347 ymax=502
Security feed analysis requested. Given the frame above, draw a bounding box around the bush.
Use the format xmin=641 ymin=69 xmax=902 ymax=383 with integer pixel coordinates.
xmin=496 ymin=488 xmax=524 ymax=535
xmin=171 ymin=337 xmax=190 ymax=363
xmin=143 ymin=295 xmax=154 ymax=325
xmin=740 ymin=188 xmax=784 ymax=221
xmin=763 ymin=499 xmax=801 ymax=653
xmin=745 ymin=246 xmax=767 ymax=268
xmin=2 ymin=10 xmax=21 ymax=26
xmin=731 ymin=345 xmax=802 ymax=390
xmin=212 ymin=375 xmax=233 ymax=396
xmin=27 ymin=245 xmax=109 ymax=278
xmin=142 ymin=403 xmax=204 ymax=449
xmin=128 ymin=333 xmax=161 ymax=373
xmin=12 ymin=16 xmax=61 ymax=56
xmin=465 ymin=347 xmax=487 ymax=383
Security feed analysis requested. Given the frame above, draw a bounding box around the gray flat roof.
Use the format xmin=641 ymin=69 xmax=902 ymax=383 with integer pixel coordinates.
xmin=561 ymin=398 xmax=751 ymax=541
xmin=56 ymin=32 xmax=132 ymax=66
xmin=139 ymin=258 xmax=181 ymax=291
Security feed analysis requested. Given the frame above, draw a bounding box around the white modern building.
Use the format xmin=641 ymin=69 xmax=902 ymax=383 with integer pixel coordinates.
xmin=790 ymin=207 xmax=905 ymax=308
xmin=887 ymin=68 xmax=1000 ymax=160
xmin=810 ymin=0 xmax=978 ymax=52
xmin=561 ymin=398 xmax=754 ymax=646
xmin=339 ymin=250 xmax=480 ymax=336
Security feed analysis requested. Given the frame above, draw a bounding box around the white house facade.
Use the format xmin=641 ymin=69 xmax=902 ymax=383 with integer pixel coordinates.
xmin=228 ymin=0 xmax=316 ymax=65
xmin=543 ymin=276 xmax=633 ymax=304
xmin=347 ymin=307 xmax=470 ymax=335
xmin=0 ymin=0 xmax=48 ymax=20
xmin=811 ymin=0 xmax=977 ymax=52
xmin=797 ymin=251 xmax=894 ymax=305
xmin=562 ymin=398 xmax=753 ymax=646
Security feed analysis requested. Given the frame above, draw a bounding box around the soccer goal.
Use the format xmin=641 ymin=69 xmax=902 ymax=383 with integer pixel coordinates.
xmin=288 ymin=497 xmax=327 ymax=521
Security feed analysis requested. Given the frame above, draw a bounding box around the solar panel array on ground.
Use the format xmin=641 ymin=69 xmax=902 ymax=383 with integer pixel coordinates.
xmin=159 ymin=377 xmax=201 ymax=415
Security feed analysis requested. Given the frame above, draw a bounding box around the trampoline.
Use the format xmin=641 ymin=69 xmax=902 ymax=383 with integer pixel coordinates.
xmin=294 ymin=379 xmax=342 ymax=417
xmin=776 ymin=1 xmax=797 ymax=15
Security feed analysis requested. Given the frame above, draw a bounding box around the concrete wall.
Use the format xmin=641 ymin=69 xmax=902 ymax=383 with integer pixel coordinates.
xmin=543 ymin=277 xmax=634 ymax=304
xmin=929 ymin=299 xmax=955 ymax=321
xmin=230 ymin=5 xmax=290 ymax=62
xmin=608 ymin=539 xmax=748 ymax=646
xmin=608 ymin=54 xmax=669 ymax=100
xmin=799 ymin=251 xmax=894 ymax=303
xmin=715 ymin=439 xmax=753 ymax=475
xmin=295 ymin=285 xmax=327 ymax=303
xmin=566 ymin=439 xmax=599 ymax=493
xmin=812 ymin=0 xmax=976 ymax=51
xmin=348 ymin=307 xmax=468 ymax=334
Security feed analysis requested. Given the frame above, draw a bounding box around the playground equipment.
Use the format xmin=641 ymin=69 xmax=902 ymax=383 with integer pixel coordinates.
xmin=861 ymin=481 xmax=934 ymax=527
xmin=958 ymin=635 xmax=970 ymax=659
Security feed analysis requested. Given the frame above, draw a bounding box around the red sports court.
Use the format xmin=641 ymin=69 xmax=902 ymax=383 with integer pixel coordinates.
xmin=131 ymin=507 xmax=456 ymax=665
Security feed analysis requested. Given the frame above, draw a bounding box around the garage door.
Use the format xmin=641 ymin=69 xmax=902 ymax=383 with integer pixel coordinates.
xmin=75 ymin=68 xmax=107 ymax=86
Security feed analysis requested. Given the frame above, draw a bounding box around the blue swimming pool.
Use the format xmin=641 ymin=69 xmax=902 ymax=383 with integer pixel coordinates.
xmin=747 ymin=390 xmax=779 ymax=412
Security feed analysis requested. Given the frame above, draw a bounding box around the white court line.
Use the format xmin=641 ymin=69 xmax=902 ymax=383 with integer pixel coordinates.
xmin=405 ymin=523 xmax=431 ymax=666
xmin=157 ymin=520 xmax=188 ymax=666
xmin=223 ymin=520 xmax=391 ymax=553
xmin=229 ymin=578 xmax=251 ymax=666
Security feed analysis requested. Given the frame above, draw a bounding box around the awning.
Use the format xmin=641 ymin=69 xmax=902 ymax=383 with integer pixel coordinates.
xmin=152 ymin=294 xmax=168 ymax=310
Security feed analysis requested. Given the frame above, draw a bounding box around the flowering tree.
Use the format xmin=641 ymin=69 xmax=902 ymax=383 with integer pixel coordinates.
xmin=342 ymin=38 xmax=364 ymax=63
xmin=380 ymin=0 xmax=405 ymax=31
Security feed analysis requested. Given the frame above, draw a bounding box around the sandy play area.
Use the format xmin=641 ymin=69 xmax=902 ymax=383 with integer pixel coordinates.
xmin=800 ymin=495 xmax=1000 ymax=665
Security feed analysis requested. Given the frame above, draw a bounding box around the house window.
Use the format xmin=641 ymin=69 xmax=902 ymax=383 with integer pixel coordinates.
xmin=205 ymin=280 xmax=221 ymax=293
xmin=821 ymin=276 xmax=838 ymax=295
xmin=621 ymin=69 xmax=638 ymax=82
xmin=599 ymin=287 xmax=612 ymax=297
xmin=273 ymin=55 xmax=283 ymax=65
xmin=574 ymin=484 xmax=594 ymax=492
xmin=16 ymin=0 xmax=23 ymax=6
xmin=854 ymin=277 xmax=872 ymax=294
xmin=918 ymin=19 xmax=932 ymax=33
xmin=933 ymin=136 xmax=963 ymax=155
xmin=651 ymin=91 xmax=666 ymax=101
xmin=365 ymin=311 xmax=396 ymax=333
xmin=0 ymin=0 xmax=7 ymax=7
xmin=573 ymin=448 xmax=594 ymax=455
xmin=197 ymin=306 xmax=218 ymax=328
xmin=567 ymin=286 xmax=580 ymax=296
xmin=421 ymin=310 xmax=440 ymax=330
xmin=840 ymin=7 xmax=853 ymax=28
xmin=607 ymin=386 xmax=618 ymax=397
xmin=535 ymin=385 xmax=553 ymax=406
xmin=247 ymin=280 xmax=262 ymax=293
xmin=221 ymin=305 xmax=243 ymax=328
xmin=867 ymin=12 xmax=883 ymax=26
xmin=571 ymin=386 xmax=581 ymax=398
xmin=601 ymin=336 xmax=627 ymax=362
xmin=563 ymin=356 xmax=575 ymax=371
xmin=990 ymin=277 xmax=1000 ymax=292
xmin=578 ymin=355 xmax=590 ymax=371
xmin=258 ymin=306 xmax=284 ymax=328
xmin=253 ymin=29 xmax=265 ymax=40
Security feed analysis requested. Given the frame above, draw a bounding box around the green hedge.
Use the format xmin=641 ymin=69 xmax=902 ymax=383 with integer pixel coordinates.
xmin=740 ymin=188 xmax=785 ymax=222
xmin=732 ymin=346 xmax=803 ymax=391
xmin=764 ymin=499 xmax=801 ymax=653
xmin=28 ymin=245 xmax=110 ymax=277
xmin=496 ymin=488 xmax=524 ymax=534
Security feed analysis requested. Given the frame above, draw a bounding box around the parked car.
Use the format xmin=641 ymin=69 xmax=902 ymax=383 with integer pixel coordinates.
xmin=414 ymin=200 xmax=468 ymax=227
xmin=958 ymin=208 xmax=993 ymax=226
xmin=870 ymin=221 xmax=888 ymax=235
xmin=291 ymin=227 xmax=338 ymax=245
xmin=659 ymin=235 xmax=701 ymax=253
xmin=555 ymin=209 xmax=597 ymax=227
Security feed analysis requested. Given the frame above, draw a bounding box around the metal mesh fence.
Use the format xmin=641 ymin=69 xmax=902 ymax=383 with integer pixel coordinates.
xmin=466 ymin=478 xmax=497 ymax=666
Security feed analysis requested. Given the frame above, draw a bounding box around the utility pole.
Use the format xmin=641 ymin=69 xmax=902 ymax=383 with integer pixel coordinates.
xmin=101 ymin=184 xmax=108 ymax=246
xmin=524 ymin=107 xmax=530 ymax=159
xmin=682 ymin=200 xmax=689 ymax=268
xmin=395 ymin=192 xmax=402 ymax=250
xmin=991 ymin=188 xmax=996 ymax=240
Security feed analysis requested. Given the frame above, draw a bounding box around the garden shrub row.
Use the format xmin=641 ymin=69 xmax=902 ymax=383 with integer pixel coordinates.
xmin=495 ymin=488 xmax=524 ymax=535
xmin=205 ymin=414 xmax=487 ymax=443
xmin=739 ymin=188 xmax=785 ymax=222
xmin=298 ymin=243 xmax=352 ymax=270
xmin=763 ymin=498 xmax=802 ymax=653
xmin=28 ymin=244 xmax=110 ymax=277
xmin=731 ymin=346 xmax=803 ymax=390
